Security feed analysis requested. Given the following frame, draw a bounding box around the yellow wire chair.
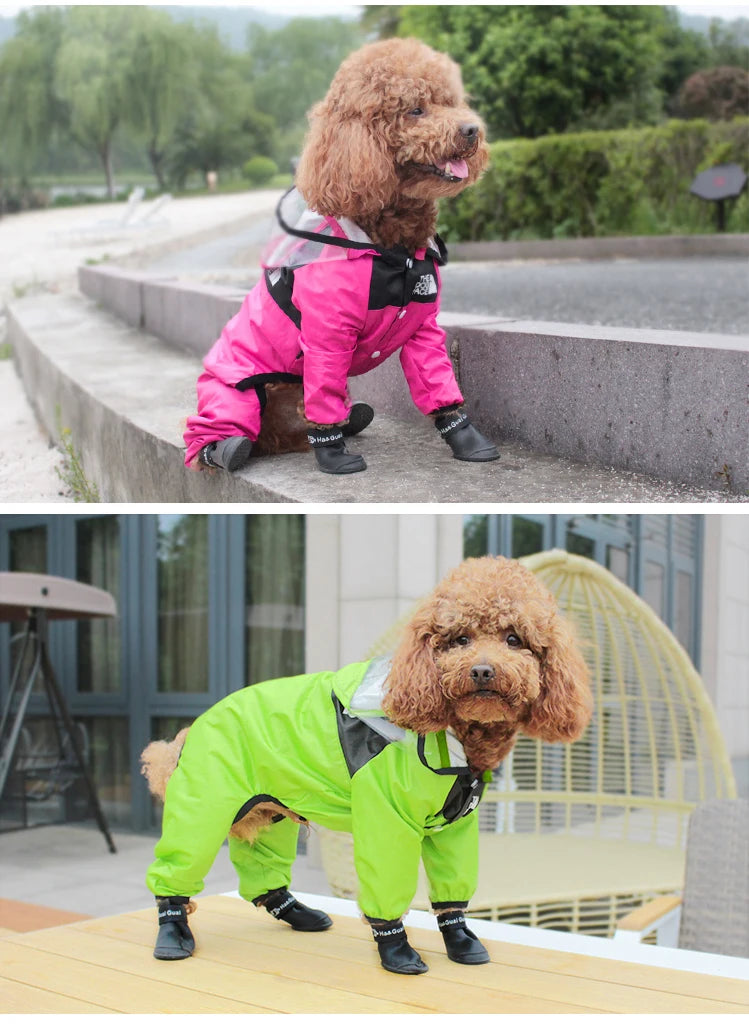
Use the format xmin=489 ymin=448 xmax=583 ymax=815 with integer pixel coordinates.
xmin=317 ymin=549 xmax=737 ymax=938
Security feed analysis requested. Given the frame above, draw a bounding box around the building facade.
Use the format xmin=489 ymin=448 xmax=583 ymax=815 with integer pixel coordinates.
xmin=0 ymin=512 xmax=746 ymax=834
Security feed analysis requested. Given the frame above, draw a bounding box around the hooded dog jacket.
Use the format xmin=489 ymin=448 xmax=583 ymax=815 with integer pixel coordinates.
xmin=146 ymin=656 xmax=487 ymax=921
xmin=182 ymin=189 xmax=464 ymax=465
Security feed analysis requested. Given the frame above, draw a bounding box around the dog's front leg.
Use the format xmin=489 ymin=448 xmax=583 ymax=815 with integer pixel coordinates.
xmin=366 ymin=916 xmax=428 ymax=975
xmin=435 ymin=909 xmax=490 ymax=964
xmin=432 ymin=404 xmax=500 ymax=462
xmin=154 ymin=896 xmax=196 ymax=960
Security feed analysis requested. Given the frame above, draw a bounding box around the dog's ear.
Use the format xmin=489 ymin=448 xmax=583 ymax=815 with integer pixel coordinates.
xmin=295 ymin=104 xmax=399 ymax=220
xmin=382 ymin=606 xmax=451 ymax=734
xmin=523 ymin=618 xmax=593 ymax=743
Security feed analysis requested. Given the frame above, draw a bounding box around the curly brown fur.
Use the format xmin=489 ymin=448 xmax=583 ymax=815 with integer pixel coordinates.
xmin=253 ymin=382 xmax=369 ymax=456
xmin=295 ymin=37 xmax=489 ymax=252
xmin=382 ymin=556 xmax=592 ymax=773
xmin=140 ymin=728 xmax=190 ymax=801
xmin=253 ymin=382 xmax=310 ymax=456
xmin=140 ymin=730 xmax=305 ymax=843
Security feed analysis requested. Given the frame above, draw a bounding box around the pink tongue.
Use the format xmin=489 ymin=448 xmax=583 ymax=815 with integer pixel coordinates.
xmin=437 ymin=158 xmax=469 ymax=179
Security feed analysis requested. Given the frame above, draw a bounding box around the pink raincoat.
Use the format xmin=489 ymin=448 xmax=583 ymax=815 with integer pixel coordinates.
xmin=183 ymin=189 xmax=464 ymax=465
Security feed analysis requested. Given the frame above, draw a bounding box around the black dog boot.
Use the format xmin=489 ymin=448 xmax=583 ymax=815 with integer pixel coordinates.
xmin=434 ymin=408 xmax=500 ymax=462
xmin=308 ymin=424 xmax=366 ymax=474
xmin=342 ymin=402 xmax=374 ymax=437
xmin=154 ymin=896 xmax=196 ymax=960
xmin=368 ymin=917 xmax=429 ymax=975
xmin=255 ymin=888 xmax=333 ymax=931
xmin=436 ymin=910 xmax=490 ymax=965
xmin=199 ymin=435 xmax=253 ymax=472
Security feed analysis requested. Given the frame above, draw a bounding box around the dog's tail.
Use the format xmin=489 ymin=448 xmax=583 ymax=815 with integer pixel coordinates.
xmin=140 ymin=727 xmax=189 ymax=803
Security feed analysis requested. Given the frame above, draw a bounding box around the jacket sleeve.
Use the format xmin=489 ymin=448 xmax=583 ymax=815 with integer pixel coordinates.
xmin=421 ymin=812 xmax=479 ymax=908
xmin=291 ymin=258 xmax=368 ymax=425
xmin=398 ymin=310 xmax=464 ymax=415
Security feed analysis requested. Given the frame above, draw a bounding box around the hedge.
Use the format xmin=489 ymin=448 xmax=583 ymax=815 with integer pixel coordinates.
xmin=439 ymin=118 xmax=749 ymax=241
xmin=242 ymin=155 xmax=279 ymax=187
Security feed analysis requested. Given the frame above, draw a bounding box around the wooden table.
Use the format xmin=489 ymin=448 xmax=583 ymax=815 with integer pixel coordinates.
xmin=1 ymin=894 xmax=747 ymax=1014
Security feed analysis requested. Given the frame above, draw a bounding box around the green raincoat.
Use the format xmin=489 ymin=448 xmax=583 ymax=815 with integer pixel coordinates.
xmin=146 ymin=656 xmax=488 ymax=921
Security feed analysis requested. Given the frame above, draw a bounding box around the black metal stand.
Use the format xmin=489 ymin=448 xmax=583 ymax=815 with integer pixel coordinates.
xmin=716 ymin=198 xmax=726 ymax=233
xmin=0 ymin=609 xmax=117 ymax=853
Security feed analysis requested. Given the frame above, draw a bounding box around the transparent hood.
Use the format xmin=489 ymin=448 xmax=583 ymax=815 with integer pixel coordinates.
xmin=261 ymin=187 xmax=375 ymax=270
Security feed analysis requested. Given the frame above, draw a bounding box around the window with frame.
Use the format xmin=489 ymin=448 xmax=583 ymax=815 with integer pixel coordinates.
xmin=464 ymin=514 xmax=702 ymax=664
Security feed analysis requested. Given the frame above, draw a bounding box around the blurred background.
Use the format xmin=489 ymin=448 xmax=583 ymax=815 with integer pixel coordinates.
xmin=1 ymin=3 xmax=747 ymax=236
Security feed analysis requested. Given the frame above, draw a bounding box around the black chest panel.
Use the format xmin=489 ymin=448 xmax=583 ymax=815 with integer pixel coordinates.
xmin=265 ymin=268 xmax=301 ymax=329
xmin=368 ymin=252 xmax=440 ymax=311
xmin=333 ymin=693 xmax=484 ymax=824
xmin=333 ymin=694 xmax=390 ymax=778
xmin=441 ymin=774 xmax=486 ymax=823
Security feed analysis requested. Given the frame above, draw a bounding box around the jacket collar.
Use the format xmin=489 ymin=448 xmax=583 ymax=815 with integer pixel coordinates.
xmin=275 ymin=187 xmax=447 ymax=266
xmin=348 ymin=656 xmax=472 ymax=774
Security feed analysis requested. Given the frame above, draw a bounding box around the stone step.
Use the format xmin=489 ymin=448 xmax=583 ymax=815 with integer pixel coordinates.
xmin=7 ymin=291 xmax=743 ymax=503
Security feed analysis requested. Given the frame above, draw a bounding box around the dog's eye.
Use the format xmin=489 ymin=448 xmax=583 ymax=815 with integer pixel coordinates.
xmin=506 ymin=633 xmax=524 ymax=648
xmin=452 ymin=635 xmax=471 ymax=647
xmin=408 ymin=106 xmax=425 ymax=117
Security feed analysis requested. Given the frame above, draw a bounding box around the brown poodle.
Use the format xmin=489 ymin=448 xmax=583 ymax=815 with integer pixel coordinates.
xmin=185 ymin=37 xmax=498 ymax=475
xmin=295 ymin=36 xmax=489 ymax=250
xmin=142 ymin=556 xmax=591 ymax=974
xmin=383 ymin=555 xmax=592 ymax=771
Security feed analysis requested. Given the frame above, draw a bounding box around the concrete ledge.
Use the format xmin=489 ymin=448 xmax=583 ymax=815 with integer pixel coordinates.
xmin=9 ymin=291 xmax=744 ymax=503
xmin=78 ymin=264 xmax=245 ymax=354
xmin=77 ymin=265 xmax=747 ymax=494
xmin=449 ymin=232 xmax=749 ymax=262
xmin=446 ymin=315 xmax=749 ymax=494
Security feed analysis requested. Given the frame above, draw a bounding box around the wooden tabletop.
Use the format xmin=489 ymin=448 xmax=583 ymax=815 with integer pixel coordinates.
xmin=1 ymin=894 xmax=747 ymax=1014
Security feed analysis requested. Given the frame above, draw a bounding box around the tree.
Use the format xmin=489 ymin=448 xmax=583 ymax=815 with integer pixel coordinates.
xmin=166 ymin=23 xmax=276 ymax=188
xmin=653 ymin=6 xmax=710 ymax=114
xmin=0 ymin=7 xmax=68 ymax=178
xmin=678 ymin=66 xmax=749 ymax=120
xmin=245 ymin=16 xmax=362 ymax=162
xmin=360 ymin=5 xmax=403 ymax=40
xmin=54 ymin=7 xmax=135 ymax=197
xmin=122 ymin=10 xmax=196 ymax=190
xmin=396 ymin=5 xmax=668 ymax=139
xmin=707 ymin=16 xmax=749 ymax=69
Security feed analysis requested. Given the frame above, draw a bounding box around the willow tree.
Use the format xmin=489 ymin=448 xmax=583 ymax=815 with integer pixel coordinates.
xmin=0 ymin=7 xmax=68 ymax=179
xmin=123 ymin=11 xmax=195 ymax=190
xmin=54 ymin=7 xmax=134 ymax=197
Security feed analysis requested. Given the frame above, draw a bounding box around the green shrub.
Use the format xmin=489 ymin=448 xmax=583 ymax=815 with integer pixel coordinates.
xmin=242 ymin=155 xmax=279 ymax=188
xmin=439 ymin=118 xmax=749 ymax=241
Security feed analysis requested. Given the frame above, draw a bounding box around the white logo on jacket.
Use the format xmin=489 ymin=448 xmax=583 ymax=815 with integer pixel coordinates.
xmin=412 ymin=273 xmax=438 ymax=297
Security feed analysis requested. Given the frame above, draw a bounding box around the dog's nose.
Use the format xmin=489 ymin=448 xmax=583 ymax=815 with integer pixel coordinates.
xmin=459 ymin=123 xmax=479 ymax=140
xmin=470 ymin=664 xmax=495 ymax=686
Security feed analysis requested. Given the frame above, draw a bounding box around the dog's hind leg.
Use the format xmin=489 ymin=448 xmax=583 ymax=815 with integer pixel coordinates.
xmin=229 ymin=820 xmax=332 ymax=931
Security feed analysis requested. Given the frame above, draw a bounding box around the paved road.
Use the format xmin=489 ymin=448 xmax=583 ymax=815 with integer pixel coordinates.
xmin=145 ymin=223 xmax=749 ymax=336
xmin=441 ymin=256 xmax=749 ymax=335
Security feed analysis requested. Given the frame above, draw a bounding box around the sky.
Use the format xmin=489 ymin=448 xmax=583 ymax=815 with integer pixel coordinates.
xmin=0 ymin=2 xmax=748 ymax=19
